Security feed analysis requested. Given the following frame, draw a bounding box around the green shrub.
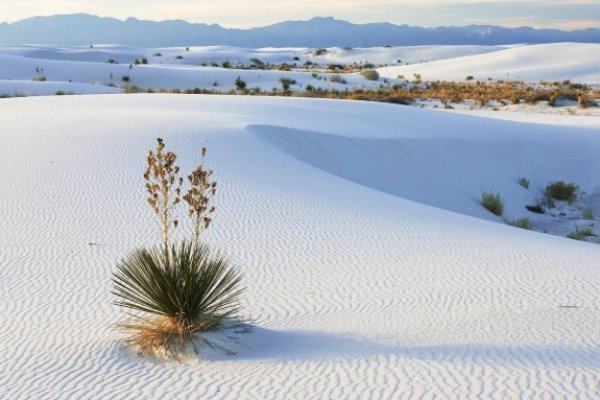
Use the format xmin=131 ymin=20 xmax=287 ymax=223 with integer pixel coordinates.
xmin=329 ymin=74 xmax=347 ymax=84
xmin=315 ymin=48 xmax=327 ymax=56
xmin=506 ymin=217 xmax=532 ymax=230
xmin=481 ymin=191 xmax=504 ymax=216
xmin=113 ymin=241 xmax=244 ymax=359
xmin=235 ymin=76 xmax=247 ymax=91
xmin=545 ymin=181 xmax=579 ymax=203
xmin=279 ymin=77 xmax=297 ymax=92
xmin=567 ymin=225 xmax=594 ymax=241
xmin=517 ymin=176 xmax=530 ymax=189
xmin=122 ymin=76 xmax=130 ymax=82
xmin=582 ymin=208 xmax=593 ymax=220
xmin=360 ymin=69 xmax=380 ymax=81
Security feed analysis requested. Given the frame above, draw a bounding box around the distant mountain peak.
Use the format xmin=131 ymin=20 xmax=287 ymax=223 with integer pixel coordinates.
xmin=0 ymin=14 xmax=598 ymax=47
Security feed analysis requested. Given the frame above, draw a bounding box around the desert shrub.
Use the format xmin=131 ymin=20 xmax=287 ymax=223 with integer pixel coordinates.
xmin=517 ymin=176 xmax=530 ymax=189
xmin=154 ymin=53 xmax=162 ymax=57
xmin=279 ymin=63 xmax=291 ymax=71
xmin=235 ymin=76 xmax=247 ymax=91
xmin=175 ymin=55 xmax=183 ymax=60
xmin=33 ymin=67 xmax=46 ymax=81
xmin=466 ymin=76 xmax=474 ymax=81
xmin=567 ymin=225 xmax=594 ymax=241
xmin=279 ymin=77 xmax=296 ymax=92
xmin=315 ymin=48 xmax=327 ymax=56
xmin=113 ymin=241 xmax=244 ymax=359
xmin=249 ymin=58 xmax=264 ymax=68
xmin=361 ymin=69 xmax=380 ymax=81
xmin=545 ymin=181 xmax=579 ymax=203
xmin=122 ymin=76 xmax=130 ymax=82
xmin=55 ymin=91 xmax=74 ymax=96
xmin=506 ymin=217 xmax=532 ymax=230
xmin=526 ymin=204 xmax=545 ymax=214
xmin=107 ymin=58 xmax=117 ymax=64
xmin=329 ymin=74 xmax=347 ymax=84
xmin=115 ymin=139 xmax=245 ymax=360
xmin=582 ymin=208 xmax=593 ymax=220
xmin=481 ymin=191 xmax=504 ymax=216
xmin=222 ymin=61 xmax=231 ymax=69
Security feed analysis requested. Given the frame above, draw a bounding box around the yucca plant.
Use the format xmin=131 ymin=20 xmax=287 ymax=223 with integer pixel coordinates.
xmin=113 ymin=241 xmax=244 ymax=359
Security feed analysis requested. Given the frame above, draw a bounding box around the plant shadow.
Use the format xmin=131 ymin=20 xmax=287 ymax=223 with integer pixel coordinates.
xmin=201 ymin=326 xmax=600 ymax=368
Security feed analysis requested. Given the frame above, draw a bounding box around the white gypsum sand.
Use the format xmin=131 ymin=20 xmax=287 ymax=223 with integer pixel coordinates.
xmin=0 ymin=94 xmax=599 ymax=399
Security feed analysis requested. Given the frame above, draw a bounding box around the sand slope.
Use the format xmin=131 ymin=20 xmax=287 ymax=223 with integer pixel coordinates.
xmin=378 ymin=43 xmax=600 ymax=83
xmin=0 ymin=95 xmax=599 ymax=399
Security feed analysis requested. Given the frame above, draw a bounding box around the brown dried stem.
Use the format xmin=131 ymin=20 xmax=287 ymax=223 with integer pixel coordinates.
xmin=143 ymin=138 xmax=183 ymax=262
xmin=183 ymin=147 xmax=217 ymax=245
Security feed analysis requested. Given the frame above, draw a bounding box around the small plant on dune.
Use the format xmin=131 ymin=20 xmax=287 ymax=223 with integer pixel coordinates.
xmin=113 ymin=241 xmax=244 ymax=359
xmin=279 ymin=77 xmax=296 ymax=92
xmin=481 ymin=191 xmax=504 ymax=216
xmin=582 ymin=208 xmax=594 ymax=220
xmin=506 ymin=217 xmax=532 ymax=230
xmin=545 ymin=180 xmax=579 ymax=204
xmin=33 ymin=67 xmax=46 ymax=81
xmin=360 ymin=69 xmax=379 ymax=81
xmin=517 ymin=176 xmax=530 ymax=189
xmin=115 ymin=139 xmax=245 ymax=360
xmin=567 ymin=225 xmax=594 ymax=241
xmin=235 ymin=76 xmax=247 ymax=91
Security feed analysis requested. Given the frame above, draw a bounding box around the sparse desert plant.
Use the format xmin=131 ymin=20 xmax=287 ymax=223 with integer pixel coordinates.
xmin=33 ymin=67 xmax=46 ymax=81
xmin=582 ymin=208 xmax=594 ymax=220
xmin=235 ymin=76 xmax=247 ymax=91
xmin=567 ymin=225 xmax=594 ymax=241
xmin=183 ymin=147 xmax=217 ymax=245
xmin=329 ymin=74 xmax=347 ymax=84
xmin=114 ymin=139 xmax=246 ymax=360
xmin=222 ymin=60 xmax=231 ymax=69
xmin=360 ymin=69 xmax=380 ymax=81
xmin=517 ymin=176 xmax=530 ymax=189
xmin=143 ymin=138 xmax=183 ymax=261
xmin=506 ymin=217 xmax=532 ymax=230
xmin=545 ymin=180 xmax=579 ymax=203
xmin=279 ymin=77 xmax=296 ymax=92
xmin=466 ymin=76 xmax=474 ymax=81
xmin=122 ymin=76 xmax=130 ymax=82
xmin=113 ymin=241 xmax=244 ymax=359
xmin=315 ymin=48 xmax=327 ymax=56
xmin=481 ymin=191 xmax=504 ymax=216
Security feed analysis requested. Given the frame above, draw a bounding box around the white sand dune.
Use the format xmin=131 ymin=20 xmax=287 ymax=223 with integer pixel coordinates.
xmin=1 ymin=94 xmax=599 ymax=399
xmin=379 ymin=43 xmax=600 ymax=83
xmin=0 ymin=44 xmax=512 ymax=96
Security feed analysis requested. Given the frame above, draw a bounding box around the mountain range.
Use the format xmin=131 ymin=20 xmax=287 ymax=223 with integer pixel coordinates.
xmin=1 ymin=14 xmax=599 ymax=47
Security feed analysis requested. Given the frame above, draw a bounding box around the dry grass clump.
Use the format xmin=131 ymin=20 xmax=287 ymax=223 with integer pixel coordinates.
xmin=360 ymin=69 xmax=380 ymax=81
xmin=506 ymin=217 xmax=532 ymax=230
xmin=481 ymin=191 xmax=504 ymax=216
xmin=567 ymin=225 xmax=594 ymax=241
xmin=545 ymin=180 xmax=579 ymax=204
xmin=115 ymin=138 xmax=245 ymax=360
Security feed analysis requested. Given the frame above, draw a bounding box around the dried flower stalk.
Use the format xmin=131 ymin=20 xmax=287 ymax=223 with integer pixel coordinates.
xmin=183 ymin=147 xmax=217 ymax=245
xmin=143 ymin=138 xmax=183 ymax=262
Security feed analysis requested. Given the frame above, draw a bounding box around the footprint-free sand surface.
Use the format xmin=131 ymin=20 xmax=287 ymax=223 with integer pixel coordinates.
xmin=1 ymin=94 xmax=599 ymax=399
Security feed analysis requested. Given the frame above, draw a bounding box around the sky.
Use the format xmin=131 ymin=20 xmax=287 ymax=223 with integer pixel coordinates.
xmin=2 ymin=0 xmax=599 ymax=30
